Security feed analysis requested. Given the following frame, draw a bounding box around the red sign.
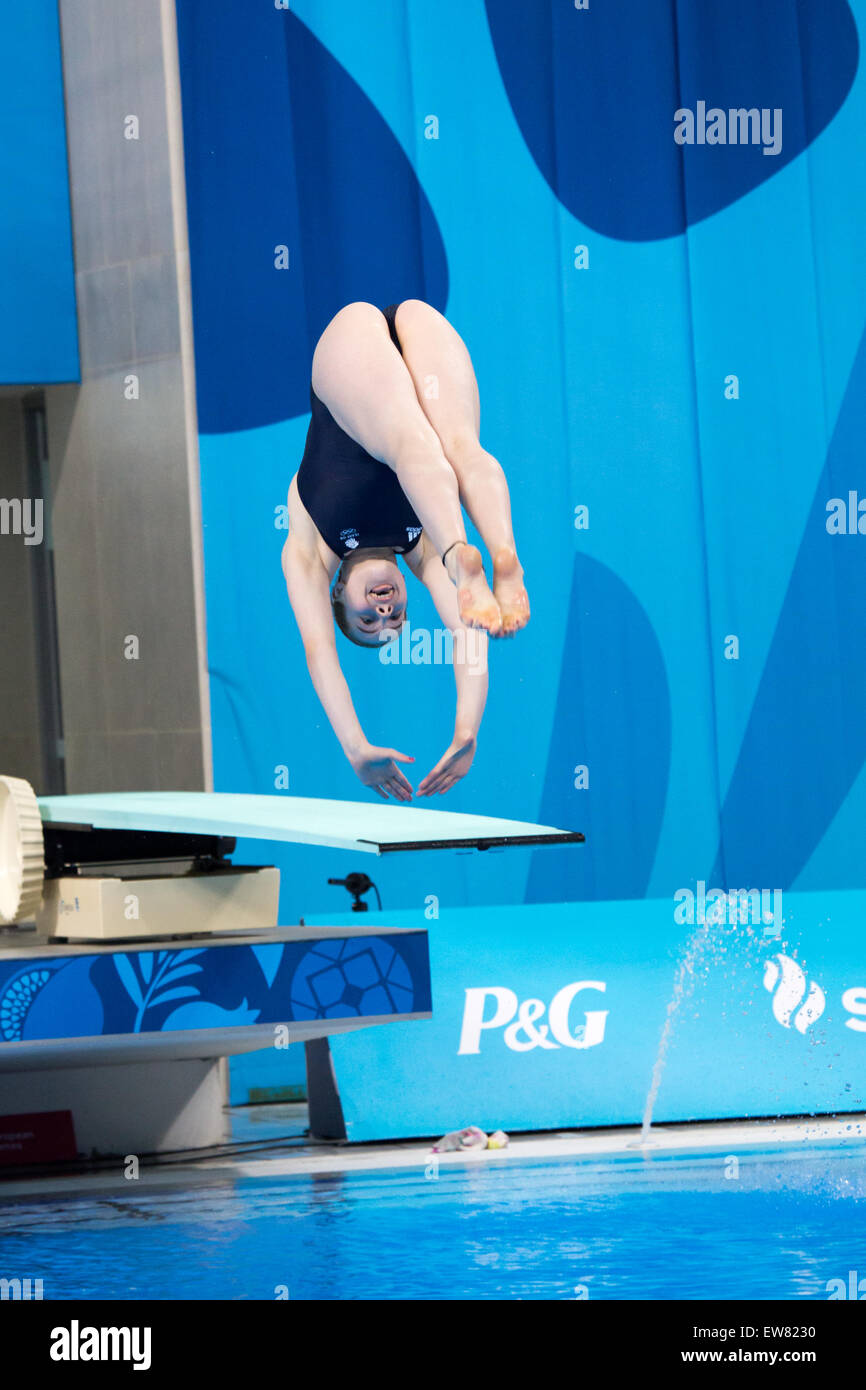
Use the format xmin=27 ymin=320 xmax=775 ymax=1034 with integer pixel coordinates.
xmin=0 ymin=1110 xmax=77 ymax=1166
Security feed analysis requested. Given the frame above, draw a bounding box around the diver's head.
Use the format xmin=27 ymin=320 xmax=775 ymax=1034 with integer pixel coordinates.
xmin=332 ymin=546 xmax=407 ymax=648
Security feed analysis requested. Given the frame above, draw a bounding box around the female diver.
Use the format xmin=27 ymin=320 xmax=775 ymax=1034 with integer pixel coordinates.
xmin=281 ymin=299 xmax=530 ymax=801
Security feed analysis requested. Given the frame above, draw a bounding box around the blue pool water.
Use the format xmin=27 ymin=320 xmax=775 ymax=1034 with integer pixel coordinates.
xmin=1 ymin=1140 xmax=865 ymax=1300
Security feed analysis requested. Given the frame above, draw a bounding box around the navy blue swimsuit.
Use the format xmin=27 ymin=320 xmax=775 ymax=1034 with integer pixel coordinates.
xmin=297 ymin=304 xmax=423 ymax=559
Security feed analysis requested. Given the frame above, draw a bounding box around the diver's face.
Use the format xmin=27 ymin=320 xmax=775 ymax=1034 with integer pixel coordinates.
xmin=342 ymin=557 xmax=407 ymax=645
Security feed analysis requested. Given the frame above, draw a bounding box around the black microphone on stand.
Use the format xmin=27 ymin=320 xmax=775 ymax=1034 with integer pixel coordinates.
xmin=327 ymin=872 xmax=382 ymax=912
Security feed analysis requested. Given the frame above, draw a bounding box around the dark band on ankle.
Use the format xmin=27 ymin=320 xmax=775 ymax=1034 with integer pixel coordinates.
xmin=442 ymin=540 xmax=464 ymax=568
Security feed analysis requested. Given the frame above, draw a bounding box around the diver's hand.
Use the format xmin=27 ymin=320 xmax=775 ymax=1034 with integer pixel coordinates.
xmin=417 ymin=735 xmax=477 ymax=796
xmin=350 ymin=743 xmax=415 ymax=801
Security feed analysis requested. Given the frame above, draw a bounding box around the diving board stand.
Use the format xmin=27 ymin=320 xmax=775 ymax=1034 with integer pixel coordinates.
xmin=0 ymin=923 xmax=431 ymax=1161
xmin=0 ymin=778 xmax=583 ymax=1162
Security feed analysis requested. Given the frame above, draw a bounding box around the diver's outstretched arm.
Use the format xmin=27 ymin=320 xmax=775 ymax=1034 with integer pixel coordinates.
xmin=408 ymin=538 xmax=488 ymax=796
xmin=282 ymin=537 xmax=414 ymax=800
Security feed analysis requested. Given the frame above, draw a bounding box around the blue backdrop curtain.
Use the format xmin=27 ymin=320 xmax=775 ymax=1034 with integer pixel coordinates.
xmin=175 ymin=0 xmax=866 ymax=921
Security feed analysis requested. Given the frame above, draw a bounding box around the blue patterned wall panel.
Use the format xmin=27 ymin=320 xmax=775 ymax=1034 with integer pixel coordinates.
xmin=0 ymin=2 xmax=78 ymax=381
xmin=176 ymin=3 xmax=448 ymax=432
xmin=0 ymin=934 xmax=430 ymax=1043
xmin=176 ymin=0 xmax=866 ymax=916
xmin=484 ymin=0 xmax=858 ymax=240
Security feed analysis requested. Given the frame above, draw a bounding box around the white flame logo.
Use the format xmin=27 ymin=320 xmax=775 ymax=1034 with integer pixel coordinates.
xmin=763 ymin=953 xmax=825 ymax=1033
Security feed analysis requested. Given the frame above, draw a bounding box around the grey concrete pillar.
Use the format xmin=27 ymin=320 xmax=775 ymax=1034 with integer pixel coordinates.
xmin=0 ymin=397 xmax=44 ymax=784
xmin=45 ymin=0 xmax=210 ymax=793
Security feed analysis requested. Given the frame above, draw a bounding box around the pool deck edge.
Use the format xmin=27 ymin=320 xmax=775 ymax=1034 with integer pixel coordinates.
xmin=1 ymin=1112 xmax=864 ymax=1199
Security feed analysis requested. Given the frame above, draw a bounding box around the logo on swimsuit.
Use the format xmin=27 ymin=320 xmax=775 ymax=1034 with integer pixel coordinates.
xmin=340 ymin=527 xmax=359 ymax=549
xmin=406 ymin=526 xmax=422 ymax=542
xmin=457 ymin=982 xmax=608 ymax=1054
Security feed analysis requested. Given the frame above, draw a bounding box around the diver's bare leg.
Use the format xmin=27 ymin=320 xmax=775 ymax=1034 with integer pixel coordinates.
xmin=311 ymin=302 xmax=500 ymax=632
xmin=393 ymin=299 xmax=530 ymax=635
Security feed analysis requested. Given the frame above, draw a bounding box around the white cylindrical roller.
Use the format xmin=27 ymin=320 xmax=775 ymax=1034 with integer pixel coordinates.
xmin=0 ymin=775 xmax=45 ymax=924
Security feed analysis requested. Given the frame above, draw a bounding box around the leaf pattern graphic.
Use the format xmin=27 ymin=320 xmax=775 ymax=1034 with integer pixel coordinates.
xmin=113 ymin=955 xmax=143 ymax=1008
xmin=112 ymin=948 xmax=208 ymax=1031
xmin=149 ymin=985 xmax=200 ymax=1008
xmin=154 ymin=963 xmax=203 ymax=989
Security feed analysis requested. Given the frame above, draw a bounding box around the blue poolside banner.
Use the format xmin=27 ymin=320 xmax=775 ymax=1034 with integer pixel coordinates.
xmin=308 ymin=894 xmax=866 ymax=1141
xmin=0 ymin=932 xmax=430 ymax=1044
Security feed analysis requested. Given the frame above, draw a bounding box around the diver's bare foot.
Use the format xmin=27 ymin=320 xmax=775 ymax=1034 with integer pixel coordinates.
xmin=492 ymin=547 xmax=530 ymax=636
xmin=447 ymin=543 xmax=502 ymax=634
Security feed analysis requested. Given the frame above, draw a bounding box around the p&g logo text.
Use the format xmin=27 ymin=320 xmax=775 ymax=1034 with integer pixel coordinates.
xmin=458 ymin=982 xmax=608 ymax=1054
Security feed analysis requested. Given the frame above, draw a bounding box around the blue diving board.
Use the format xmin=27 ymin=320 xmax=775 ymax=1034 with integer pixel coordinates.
xmin=38 ymin=792 xmax=584 ymax=855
